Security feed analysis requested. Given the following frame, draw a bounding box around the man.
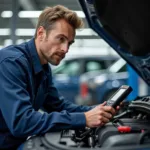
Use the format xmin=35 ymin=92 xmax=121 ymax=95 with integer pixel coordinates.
xmin=0 ymin=5 xmax=116 ymax=149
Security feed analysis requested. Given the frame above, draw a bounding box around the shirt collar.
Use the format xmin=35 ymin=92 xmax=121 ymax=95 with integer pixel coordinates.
xmin=27 ymin=38 xmax=43 ymax=74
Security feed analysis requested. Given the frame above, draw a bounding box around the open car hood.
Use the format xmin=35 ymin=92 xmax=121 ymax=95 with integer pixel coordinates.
xmin=78 ymin=0 xmax=150 ymax=85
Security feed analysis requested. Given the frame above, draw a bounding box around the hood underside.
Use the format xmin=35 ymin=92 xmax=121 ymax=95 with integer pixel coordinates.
xmin=78 ymin=0 xmax=150 ymax=85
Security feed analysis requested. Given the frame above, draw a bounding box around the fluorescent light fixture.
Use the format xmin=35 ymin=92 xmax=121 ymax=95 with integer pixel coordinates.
xmin=16 ymin=39 xmax=25 ymax=44
xmin=0 ymin=28 xmax=97 ymax=36
xmin=73 ymin=39 xmax=109 ymax=47
xmin=1 ymin=10 xmax=85 ymax=18
xmin=16 ymin=29 xmax=35 ymax=36
xmin=4 ymin=39 xmax=12 ymax=46
xmin=0 ymin=29 xmax=10 ymax=35
xmin=76 ymin=29 xmax=98 ymax=36
xmin=1 ymin=11 xmax=12 ymax=18
xmin=74 ymin=11 xmax=85 ymax=18
xmin=3 ymin=39 xmax=31 ymax=46
xmin=18 ymin=11 xmax=41 ymax=18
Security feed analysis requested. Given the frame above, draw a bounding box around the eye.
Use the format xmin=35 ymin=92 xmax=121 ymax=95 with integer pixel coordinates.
xmin=59 ymin=37 xmax=66 ymax=43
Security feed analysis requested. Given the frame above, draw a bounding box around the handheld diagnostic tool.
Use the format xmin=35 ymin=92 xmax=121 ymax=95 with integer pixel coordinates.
xmin=106 ymin=85 xmax=133 ymax=108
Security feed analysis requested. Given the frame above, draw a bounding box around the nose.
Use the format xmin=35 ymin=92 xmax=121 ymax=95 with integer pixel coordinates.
xmin=61 ymin=43 xmax=69 ymax=53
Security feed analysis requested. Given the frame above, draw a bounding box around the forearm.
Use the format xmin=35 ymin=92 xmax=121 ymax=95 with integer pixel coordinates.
xmin=3 ymin=108 xmax=86 ymax=137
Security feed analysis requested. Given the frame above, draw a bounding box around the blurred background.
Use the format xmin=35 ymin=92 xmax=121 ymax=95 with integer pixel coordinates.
xmin=0 ymin=0 xmax=149 ymax=105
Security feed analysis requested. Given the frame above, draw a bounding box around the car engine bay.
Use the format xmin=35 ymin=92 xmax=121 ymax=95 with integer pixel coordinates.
xmin=23 ymin=96 xmax=150 ymax=150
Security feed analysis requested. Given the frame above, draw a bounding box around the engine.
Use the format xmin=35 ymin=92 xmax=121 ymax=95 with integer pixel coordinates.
xmin=23 ymin=96 xmax=150 ymax=150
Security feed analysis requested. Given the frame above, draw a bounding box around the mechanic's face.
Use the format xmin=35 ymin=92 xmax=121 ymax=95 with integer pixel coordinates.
xmin=36 ymin=19 xmax=75 ymax=65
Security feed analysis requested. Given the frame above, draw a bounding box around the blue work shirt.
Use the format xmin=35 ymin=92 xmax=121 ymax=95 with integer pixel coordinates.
xmin=0 ymin=38 xmax=92 ymax=149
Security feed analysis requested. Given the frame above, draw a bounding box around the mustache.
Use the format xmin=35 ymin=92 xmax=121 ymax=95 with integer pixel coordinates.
xmin=55 ymin=52 xmax=66 ymax=59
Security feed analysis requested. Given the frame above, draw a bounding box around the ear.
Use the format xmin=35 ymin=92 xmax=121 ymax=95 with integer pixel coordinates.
xmin=36 ymin=26 xmax=46 ymax=41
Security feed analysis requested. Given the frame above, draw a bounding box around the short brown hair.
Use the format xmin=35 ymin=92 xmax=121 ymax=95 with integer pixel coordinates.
xmin=35 ymin=5 xmax=84 ymax=38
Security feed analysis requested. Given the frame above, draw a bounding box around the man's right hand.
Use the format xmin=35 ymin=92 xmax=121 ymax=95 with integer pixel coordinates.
xmin=84 ymin=102 xmax=116 ymax=128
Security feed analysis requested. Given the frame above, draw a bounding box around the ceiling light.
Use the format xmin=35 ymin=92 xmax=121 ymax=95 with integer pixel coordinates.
xmin=76 ymin=28 xmax=97 ymax=36
xmin=0 ymin=29 xmax=10 ymax=35
xmin=0 ymin=28 xmax=97 ymax=36
xmin=15 ymin=29 xmax=35 ymax=36
xmin=18 ymin=11 xmax=41 ymax=18
xmin=1 ymin=11 xmax=12 ymax=18
xmin=1 ymin=10 xmax=85 ymax=18
xmin=74 ymin=11 xmax=85 ymax=18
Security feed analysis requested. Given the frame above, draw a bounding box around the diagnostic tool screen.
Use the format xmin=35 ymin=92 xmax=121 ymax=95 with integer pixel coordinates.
xmin=111 ymin=88 xmax=126 ymax=101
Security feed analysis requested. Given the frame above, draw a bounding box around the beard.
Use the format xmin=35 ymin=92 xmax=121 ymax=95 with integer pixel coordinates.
xmin=40 ymin=46 xmax=66 ymax=65
xmin=48 ymin=53 xmax=65 ymax=66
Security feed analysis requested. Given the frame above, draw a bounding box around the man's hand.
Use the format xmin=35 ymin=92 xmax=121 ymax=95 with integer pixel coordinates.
xmin=84 ymin=102 xmax=116 ymax=128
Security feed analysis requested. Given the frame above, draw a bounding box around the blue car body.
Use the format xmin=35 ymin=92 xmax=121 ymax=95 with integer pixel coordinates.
xmin=52 ymin=55 xmax=118 ymax=102
xmin=76 ymin=59 xmax=129 ymax=105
